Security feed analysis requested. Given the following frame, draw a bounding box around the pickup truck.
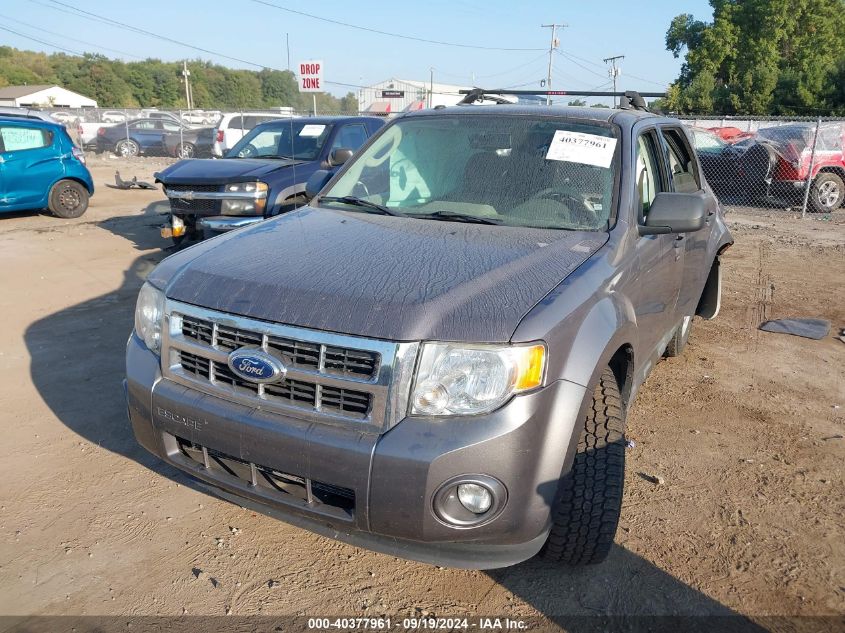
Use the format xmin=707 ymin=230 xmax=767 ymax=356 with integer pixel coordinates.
xmin=126 ymin=98 xmax=733 ymax=569
xmin=154 ymin=116 xmax=385 ymax=244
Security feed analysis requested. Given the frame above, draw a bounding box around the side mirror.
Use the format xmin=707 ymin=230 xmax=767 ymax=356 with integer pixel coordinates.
xmin=639 ymin=191 xmax=707 ymax=235
xmin=328 ymin=147 xmax=354 ymax=167
xmin=305 ymin=169 xmax=334 ymax=200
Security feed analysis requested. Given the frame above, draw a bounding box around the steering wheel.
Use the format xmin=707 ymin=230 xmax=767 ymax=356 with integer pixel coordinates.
xmin=532 ymin=187 xmax=599 ymax=224
xmin=237 ymin=144 xmax=257 ymax=158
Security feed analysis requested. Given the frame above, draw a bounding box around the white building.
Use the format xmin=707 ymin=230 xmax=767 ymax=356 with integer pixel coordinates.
xmin=358 ymin=78 xmax=471 ymax=114
xmin=0 ymin=85 xmax=98 ymax=109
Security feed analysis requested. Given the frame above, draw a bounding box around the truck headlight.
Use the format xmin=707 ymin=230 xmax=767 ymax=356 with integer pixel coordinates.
xmin=134 ymin=282 xmax=165 ymax=354
xmin=221 ymin=181 xmax=268 ymax=215
xmin=410 ymin=342 xmax=546 ymax=416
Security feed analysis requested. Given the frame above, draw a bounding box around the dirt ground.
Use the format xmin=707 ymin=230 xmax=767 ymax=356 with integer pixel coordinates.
xmin=0 ymin=156 xmax=843 ymax=631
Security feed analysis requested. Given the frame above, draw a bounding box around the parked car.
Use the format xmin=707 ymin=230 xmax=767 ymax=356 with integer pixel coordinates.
xmin=155 ymin=116 xmax=384 ymax=244
xmin=95 ymin=118 xmax=192 ymax=157
xmin=49 ymin=110 xmax=79 ymax=124
xmin=142 ymin=110 xmax=186 ymax=126
xmin=691 ymin=127 xmax=775 ymax=200
xmin=0 ymin=116 xmax=93 ymax=218
xmin=101 ymin=110 xmax=128 ymax=123
xmin=756 ymin=123 xmax=845 ymax=212
xmin=212 ymin=112 xmax=295 ymax=156
xmin=127 ymin=100 xmax=732 ymax=568
xmin=706 ymin=126 xmax=754 ymax=144
xmin=162 ymin=126 xmax=216 ymax=158
xmin=181 ymin=110 xmax=219 ymax=126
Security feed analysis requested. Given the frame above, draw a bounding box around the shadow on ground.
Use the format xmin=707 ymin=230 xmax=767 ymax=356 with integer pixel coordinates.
xmin=23 ymin=203 xmax=769 ymax=630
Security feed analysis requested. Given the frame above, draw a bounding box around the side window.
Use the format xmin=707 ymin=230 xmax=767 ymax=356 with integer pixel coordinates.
xmin=331 ymin=124 xmax=368 ymax=152
xmin=0 ymin=126 xmax=53 ymax=152
xmin=132 ymin=121 xmax=157 ymax=130
xmin=227 ymin=116 xmax=244 ymax=130
xmin=636 ymin=132 xmax=663 ymax=219
xmin=661 ymin=128 xmax=699 ymax=193
xmin=161 ymin=121 xmax=182 ymax=132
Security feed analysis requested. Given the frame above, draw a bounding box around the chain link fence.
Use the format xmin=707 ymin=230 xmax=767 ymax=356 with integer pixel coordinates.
xmin=36 ymin=107 xmax=845 ymax=217
xmin=679 ymin=116 xmax=845 ymax=216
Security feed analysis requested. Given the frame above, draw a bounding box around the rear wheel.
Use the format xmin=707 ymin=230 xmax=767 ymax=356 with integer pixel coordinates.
xmin=176 ymin=142 xmax=195 ymax=159
xmin=664 ymin=315 xmax=692 ymax=357
xmin=809 ymin=173 xmax=844 ymax=213
xmin=541 ymin=366 xmax=625 ymax=565
xmin=115 ymin=139 xmax=139 ymax=157
xmin=48 ymin=180 xmax=89 ymax=218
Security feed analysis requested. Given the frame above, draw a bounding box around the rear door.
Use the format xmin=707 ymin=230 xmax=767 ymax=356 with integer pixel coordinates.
xmin=0 ymin=123 xmax=63 ymax=210
xmin=632 ymin=126 xmax=684 ymax=358
xmin=658 ymin=125 xmax=715 ymax=317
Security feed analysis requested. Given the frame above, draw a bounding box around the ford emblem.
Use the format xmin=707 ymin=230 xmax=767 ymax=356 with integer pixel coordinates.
xmin=227 ymin=347 xmax=287 ymax=384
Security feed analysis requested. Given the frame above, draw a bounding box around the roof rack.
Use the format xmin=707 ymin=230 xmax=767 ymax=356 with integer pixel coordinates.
xmin=457 ymin=89 xmax=663 ymax=111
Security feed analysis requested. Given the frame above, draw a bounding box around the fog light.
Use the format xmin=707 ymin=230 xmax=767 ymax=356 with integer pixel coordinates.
xmin=457 ymin=483 xmax=493 ymax=514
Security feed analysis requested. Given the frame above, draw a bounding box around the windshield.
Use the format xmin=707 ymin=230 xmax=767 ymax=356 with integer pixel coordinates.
xmin=227 ymin=121 xmax=333 ymax=160
xmin=318 ymin=115 xmax=618 ymax=230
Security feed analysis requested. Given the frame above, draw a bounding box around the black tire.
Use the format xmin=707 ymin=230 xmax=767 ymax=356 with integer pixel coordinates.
xmin=115 ymin=139 xmax=139 ymax=157
xmin=541 ymin=366 xmax=625 ymax=565
xmin=809 ymin=172 xmax=844 ymax=213
xmin=177 ymin=142 xmax=195 ymax=159
xmin=664 ymin=315 xmax=692 ymax=358
xmin=48 ymin=180 xmax=89 ymax=218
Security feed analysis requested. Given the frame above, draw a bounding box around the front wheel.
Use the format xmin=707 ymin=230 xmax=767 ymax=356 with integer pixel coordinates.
xmin=541 ymin=366 xmax=625 ymax=565
xmin=809 ymin=173 xmax=844 ymax=213
xmin=48 ymin=180 xmax=90 ymax=218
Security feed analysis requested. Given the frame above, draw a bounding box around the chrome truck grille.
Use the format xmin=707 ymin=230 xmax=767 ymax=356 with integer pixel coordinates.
xmin=162 ymin=300 xmax=419 ymax=431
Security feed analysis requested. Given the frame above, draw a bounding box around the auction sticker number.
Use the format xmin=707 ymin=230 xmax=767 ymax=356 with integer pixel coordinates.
xmin=545 ymin=130 xmax=617 ymax=168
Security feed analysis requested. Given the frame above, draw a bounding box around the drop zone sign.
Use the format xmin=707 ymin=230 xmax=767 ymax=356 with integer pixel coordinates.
xmin=298 ymin=61 xmax=324 ymax=92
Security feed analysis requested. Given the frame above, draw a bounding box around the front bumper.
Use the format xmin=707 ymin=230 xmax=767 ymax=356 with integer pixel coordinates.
xmin=198 ymin=216 xmax=264 ymax=232
xmin=125 ymin=334 xmax=587 ymax=569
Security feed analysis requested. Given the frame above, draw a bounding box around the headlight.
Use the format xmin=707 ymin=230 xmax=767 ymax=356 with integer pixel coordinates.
xmin=222 ymin=181 xmax=268 ymax=215
xmin=134 ymin=282 xmax=165 ymax=354
xmin=410 ymin=342 xmax=546 ymax=416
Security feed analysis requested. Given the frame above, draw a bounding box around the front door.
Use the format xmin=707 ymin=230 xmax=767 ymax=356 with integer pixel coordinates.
xmin=632 ymin=128 xmax=684 ymax=363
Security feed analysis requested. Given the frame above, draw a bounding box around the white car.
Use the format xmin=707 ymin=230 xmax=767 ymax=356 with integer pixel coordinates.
xmin=101 ymin=110 xmax=128 ymax=123
xmin=181 ymin=110 xmax=218 ymax=126
xmin=212 ymin=112 xmax=295 ymax=156
xmin=49 ymin=110 xmax=79 ymax=124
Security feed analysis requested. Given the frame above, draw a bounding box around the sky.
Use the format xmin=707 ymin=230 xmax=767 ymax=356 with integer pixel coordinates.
xmin=1 ymin=0 xmax=714 ymax=104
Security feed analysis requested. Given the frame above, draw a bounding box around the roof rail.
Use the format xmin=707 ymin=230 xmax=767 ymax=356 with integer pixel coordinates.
xmin=457 ymin=88 xmax=663 ymax=110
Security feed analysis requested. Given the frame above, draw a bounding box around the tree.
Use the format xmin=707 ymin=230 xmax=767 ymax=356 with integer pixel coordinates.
xmin=567 ymin=98 xmax=587 ymax=106
xmin=665 ymin=0 xmax=845 ymax=115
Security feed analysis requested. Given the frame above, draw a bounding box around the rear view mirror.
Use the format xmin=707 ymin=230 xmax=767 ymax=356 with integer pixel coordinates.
xmin=305 ymin=169 xmax=333 ymax=200
xmin=639 ymin=191 xmax=707 ymax=235
xmin=329 ymin=148 xmax=354 ymax=167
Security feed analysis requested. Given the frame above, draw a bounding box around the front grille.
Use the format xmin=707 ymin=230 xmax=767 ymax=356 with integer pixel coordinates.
xmin=178 ymin=351 xmax=372 ymax=418
xmin=182 ymin=315 xmax=379 ymax=379
xmin=174 ymin=435 xmax=355 ymax=519
xmin=165 ymin=184 xmax=220 ymax=215
xmin=162 ymin=303 xmax=417 ymax=430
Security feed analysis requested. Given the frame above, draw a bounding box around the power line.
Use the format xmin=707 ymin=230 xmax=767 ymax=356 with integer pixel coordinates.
xmin=0 ymin=25 xmax=83 ymax=56
xmin=0 ymin=13 xmax=144 ymax=59
xmin=556 ymin=50 xmax=607 ymax=79
xmin=31 ymin=0 xmax=369 ymax=90
xmin=249 ymin=0 xmax=545 ymax=52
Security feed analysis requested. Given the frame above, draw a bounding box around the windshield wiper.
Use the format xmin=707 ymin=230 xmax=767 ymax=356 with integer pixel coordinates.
xmin=408 ymin=211 xmax=504 ymax=225
xmin=319 ymin=196 xmax=403 ymax=216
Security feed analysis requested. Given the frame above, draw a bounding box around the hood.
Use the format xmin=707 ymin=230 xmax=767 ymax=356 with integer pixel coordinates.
xmin=153 ymin=207 xmax=607 ymax=342
xmin=155 ymin=157 xmax=307 ymax=184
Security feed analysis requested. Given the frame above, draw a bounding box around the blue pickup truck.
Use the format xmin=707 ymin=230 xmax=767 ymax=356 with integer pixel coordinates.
xmin=155 ymin=116 xmax=385 ymax=245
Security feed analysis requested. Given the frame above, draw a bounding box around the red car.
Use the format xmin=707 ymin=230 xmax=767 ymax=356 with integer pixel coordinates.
xmin=707 ymin=126 xmax=755 ymax=144
xmin=757 ymin=123 xmax=845 ymax=212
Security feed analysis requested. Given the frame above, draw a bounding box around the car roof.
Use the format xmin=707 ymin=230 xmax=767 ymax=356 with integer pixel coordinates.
xmin=0 ymin=115 xmax=63 ymax=129
xmin=399 ymin=104 xmax=661 ymax=128
xmin=256 ymin=116 xmax=385 ymax=125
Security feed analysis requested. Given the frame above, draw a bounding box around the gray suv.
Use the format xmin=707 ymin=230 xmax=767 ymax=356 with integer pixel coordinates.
xmin=125 ymin=101 xmax=732 ymax=569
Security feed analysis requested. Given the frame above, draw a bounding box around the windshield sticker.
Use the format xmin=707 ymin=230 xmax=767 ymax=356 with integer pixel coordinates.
xmin=299 ymin=124 xmax=326 ymax=137
xmin=545 ymin=131 xmax=617 ymax=168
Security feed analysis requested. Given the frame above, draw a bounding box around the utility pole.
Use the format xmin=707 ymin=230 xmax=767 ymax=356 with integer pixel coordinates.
xmin=182 ymin=61 xmax=193 ymax=110
xmin=541 ymin=23 xmax=566 ymax=106
xmin=286 ymin=33 xmax=291 ymax=72
xmin=429 ymin=67 xmax=434 ymax=108
xmin=603 ymin=55 xmax=624 ymax=107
